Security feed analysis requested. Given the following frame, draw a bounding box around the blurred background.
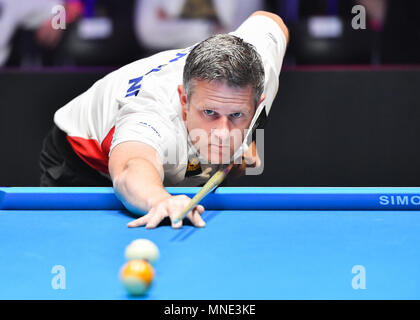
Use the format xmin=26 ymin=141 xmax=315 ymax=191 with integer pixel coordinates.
xmin=2 ymin=0 xmax=420 ymax=187
xmin=1 ymin=0 xmax=419 ymax=68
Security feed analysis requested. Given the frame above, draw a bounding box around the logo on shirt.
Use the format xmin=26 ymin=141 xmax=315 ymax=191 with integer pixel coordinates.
xmin=125 ymin=48 xmax=193 ymax=98
xmin=186 ymin=157 xmax=202 ymax=177
xmin=138 ymin=121 xmax=161 ymax=138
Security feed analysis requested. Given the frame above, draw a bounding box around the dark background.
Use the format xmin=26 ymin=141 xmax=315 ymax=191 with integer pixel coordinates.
xmin=1 ymin=68 xmax=420 ymax=187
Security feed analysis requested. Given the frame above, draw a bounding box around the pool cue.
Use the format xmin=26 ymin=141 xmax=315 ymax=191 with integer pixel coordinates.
xmin=173 ymin=163 xmax=234 ymax=224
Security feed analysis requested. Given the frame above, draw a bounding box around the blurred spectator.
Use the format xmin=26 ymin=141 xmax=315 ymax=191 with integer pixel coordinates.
xmin=5 ymin=0 xmax=417 ymax=67
xmin=134 ymin=0 xmax=264 ymax=52
xmin=0 ymin=0 xmax=82 ymax=67
xmin=357 ymin=0 xmax=387 ymax=32
xmin=275 ymin=0 xmax=377 ymax=65
xmin=60 ymin=0 xmax=141 ymax=66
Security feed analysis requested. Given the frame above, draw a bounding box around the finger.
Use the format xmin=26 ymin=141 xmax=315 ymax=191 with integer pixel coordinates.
xmin=186 ymin=208 xmax=206 ymax=227
xmin=196 ymin=205 xmax=205 ymax=214
xmin=168 ymin=204 xmax=185 ymax=229
xmin=145 ymin=211 xmax=166 ymax=229
xmin=243 ymin=153 xmax=257 ymax=167
xmin=171 ymin=218 xmax=183 ymax=229
xmin=255 ymin=154 xmax=261 ymax=168
xmin=242 ymin=141 xmax=260 ymax=166
xmin=127 ymin=214 xmax=150 ymax=228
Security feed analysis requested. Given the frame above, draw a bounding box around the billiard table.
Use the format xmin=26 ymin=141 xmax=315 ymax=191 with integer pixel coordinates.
xmin=1 ymin=187 xmax=420 ymax=300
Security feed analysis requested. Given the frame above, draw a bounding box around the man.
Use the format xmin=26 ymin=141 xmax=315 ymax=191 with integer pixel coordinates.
xmin=40 ymin=11 xmax=289 ymax=229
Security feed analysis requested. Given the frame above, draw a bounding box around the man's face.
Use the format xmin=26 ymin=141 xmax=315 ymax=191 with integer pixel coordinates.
xmin=178 ymin=80 xmax=264 ymax=164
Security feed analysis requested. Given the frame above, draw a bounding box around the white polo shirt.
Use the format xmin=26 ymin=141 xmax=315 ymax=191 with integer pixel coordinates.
xmin=54 ymin=14 xmax=287 ymax=185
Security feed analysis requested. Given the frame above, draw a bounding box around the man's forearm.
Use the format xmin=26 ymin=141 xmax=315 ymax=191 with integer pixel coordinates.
xmin=112 ymin=158 xmax=171 ymax=214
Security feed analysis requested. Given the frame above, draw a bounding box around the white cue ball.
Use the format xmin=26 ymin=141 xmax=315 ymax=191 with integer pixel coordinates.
xmin=125 ymin=239 xmax=159 ymax=264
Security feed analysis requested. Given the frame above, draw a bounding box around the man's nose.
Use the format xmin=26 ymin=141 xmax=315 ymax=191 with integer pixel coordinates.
xmin=212 ymin=116 xmax=230 ymax=143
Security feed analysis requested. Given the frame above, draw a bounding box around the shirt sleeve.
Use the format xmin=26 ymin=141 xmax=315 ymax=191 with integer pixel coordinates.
xmin=109 ymin=94 xmax=178 ymax=165
xmin=230 ymin=14 xmax=288 ymax=115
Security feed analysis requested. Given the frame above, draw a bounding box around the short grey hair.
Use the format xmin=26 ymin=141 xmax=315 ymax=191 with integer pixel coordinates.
xmin=183 ymin=34 xmax=265 ymax=108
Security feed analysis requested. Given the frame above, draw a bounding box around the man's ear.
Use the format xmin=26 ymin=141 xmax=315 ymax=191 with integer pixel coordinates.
xmin=258 ymin=93 xmax=266 ymax=108
xmin=177 ymin=85 xmax=188 ymax=121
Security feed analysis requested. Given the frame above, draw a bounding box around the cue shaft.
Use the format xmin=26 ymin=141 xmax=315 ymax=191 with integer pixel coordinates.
xmin=173 ymin=163 xmax=234 ymax=223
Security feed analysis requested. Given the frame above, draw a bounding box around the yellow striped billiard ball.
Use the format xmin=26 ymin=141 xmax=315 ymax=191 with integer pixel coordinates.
xmin=120 ymin=260 xmax=154 ymax=296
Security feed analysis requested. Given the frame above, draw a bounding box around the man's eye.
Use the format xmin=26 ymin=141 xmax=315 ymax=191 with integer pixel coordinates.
xmin=204 ymin=110 xmax=215 ymax=116
xmin=230 ymin=112 xmax=243 ymax=119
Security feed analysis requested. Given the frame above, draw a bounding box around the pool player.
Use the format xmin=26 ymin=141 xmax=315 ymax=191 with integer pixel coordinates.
xmin=39 ymin=11 xmax=289 ymax=228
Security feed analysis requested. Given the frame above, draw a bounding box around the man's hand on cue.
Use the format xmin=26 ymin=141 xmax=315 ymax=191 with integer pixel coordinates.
xmin=127 ymin=195 xmax=206 ymax=229
xmin=230 ymin=141 xmax=261 ymax=178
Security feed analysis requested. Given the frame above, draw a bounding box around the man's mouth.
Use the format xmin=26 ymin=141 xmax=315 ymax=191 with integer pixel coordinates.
xmin=209 ymin=144 xmax=230 ymax=150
